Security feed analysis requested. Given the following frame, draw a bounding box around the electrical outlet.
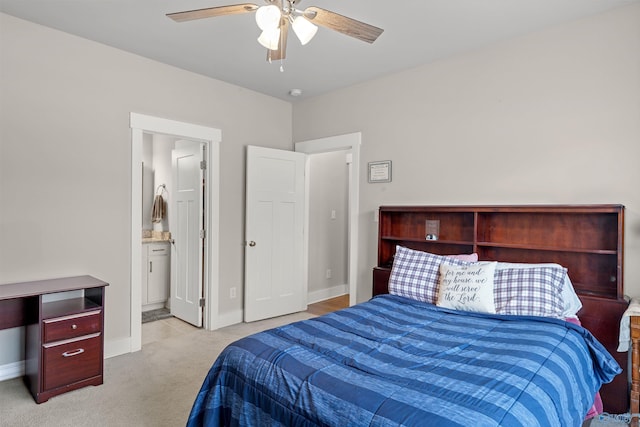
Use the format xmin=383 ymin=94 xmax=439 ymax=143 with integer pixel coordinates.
xmin=331 ymin=209 xmax=336 ymax=220
xmin=230 ymin=287 xmax=237 ymax=299
xmin=326 ymin=269 xmax=332 ymax=279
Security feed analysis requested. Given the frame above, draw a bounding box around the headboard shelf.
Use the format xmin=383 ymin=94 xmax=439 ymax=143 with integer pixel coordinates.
xmin=381 ymin=236 xmax=473 ymax=246
xmin=476 ymin=241 xmax=618 ymax=254
xmin=374 ymin=204 xmax=627 ymax=413
xmin=377 ymin=204 xmax=624 ymax=300
xmin=476 ymin=211 xmax=620 ymax=250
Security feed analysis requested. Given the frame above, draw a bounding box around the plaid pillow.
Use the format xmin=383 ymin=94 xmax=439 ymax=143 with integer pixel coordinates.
xmin=493 ymin=266 xmax=566 ymax=318
xmin=389 ymin=246 xmax=470 ymax=303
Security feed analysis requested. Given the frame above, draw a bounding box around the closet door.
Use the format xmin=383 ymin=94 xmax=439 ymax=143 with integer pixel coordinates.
xmin=244 ymin=146 xmax=306 ymax=322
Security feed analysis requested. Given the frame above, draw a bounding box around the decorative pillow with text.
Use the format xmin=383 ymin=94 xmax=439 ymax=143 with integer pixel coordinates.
xmin=437 ymin=262 xmax=497 ymax=313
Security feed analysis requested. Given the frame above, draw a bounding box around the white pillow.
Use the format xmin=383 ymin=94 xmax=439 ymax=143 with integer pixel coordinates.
xmin=560 ymin=275 xmax=582 ymax=318
xmin=437 ymin=262 xmax=497 ymax=314
xmin=496 ymin=262 xmax=582 ymax=318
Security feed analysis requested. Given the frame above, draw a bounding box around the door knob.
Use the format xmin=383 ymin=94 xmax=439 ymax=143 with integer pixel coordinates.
xmin=248 ymin=241 xmax=256 ymax=247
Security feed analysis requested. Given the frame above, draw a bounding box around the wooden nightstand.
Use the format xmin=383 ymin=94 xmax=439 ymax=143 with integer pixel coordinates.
xmin=631 ymin=316 xmax=640 ymax=426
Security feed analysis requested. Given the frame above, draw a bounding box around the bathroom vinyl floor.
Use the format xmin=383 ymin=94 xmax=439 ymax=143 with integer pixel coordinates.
xmin=142 ymin=307 xmax=172 ymax=323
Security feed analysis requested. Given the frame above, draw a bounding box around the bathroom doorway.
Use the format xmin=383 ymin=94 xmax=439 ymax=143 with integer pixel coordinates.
xmin=130 ymin=113 xmax=221 ymax=353
xmin=141 ymin=136 xmax=206 ymax=327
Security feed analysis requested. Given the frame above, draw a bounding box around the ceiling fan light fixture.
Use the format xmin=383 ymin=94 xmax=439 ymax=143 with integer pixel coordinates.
xmin=255 ymin=5 xmax=281 ymax=30
xmin=168 ymin=3 xmax=384 ymax=63
xmin=291 ymin=16 xmax=318 ymax=45
xmin=258 ymin=28 xmax=281 ymax=50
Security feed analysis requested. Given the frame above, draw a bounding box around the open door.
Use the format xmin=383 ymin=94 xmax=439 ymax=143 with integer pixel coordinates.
xmin=244 ymin=146 xmax=306 ymax=322
xmin=170 ymin=141 xmax=205 ymax=327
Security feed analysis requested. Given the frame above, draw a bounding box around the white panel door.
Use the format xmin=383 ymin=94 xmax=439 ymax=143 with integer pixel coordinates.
xmin=244 ymin=146 xmax=306 ymax=322
xmin=170 ymin=142 xmax=204 ymax=327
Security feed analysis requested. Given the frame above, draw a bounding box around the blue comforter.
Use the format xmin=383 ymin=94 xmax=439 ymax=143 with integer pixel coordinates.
xmin=187 ymin=294 xmax=621 ymax=427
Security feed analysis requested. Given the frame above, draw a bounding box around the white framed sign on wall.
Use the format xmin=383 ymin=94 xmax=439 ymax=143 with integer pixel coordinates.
xmin=368 ymin=160 xmax=391 ymax=183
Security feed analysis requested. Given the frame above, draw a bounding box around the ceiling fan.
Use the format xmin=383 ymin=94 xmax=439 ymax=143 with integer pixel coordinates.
xmin=167 ymin=0 xmax=384 ymax=63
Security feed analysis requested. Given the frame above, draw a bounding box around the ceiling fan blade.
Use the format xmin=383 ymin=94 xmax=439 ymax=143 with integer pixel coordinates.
xmin=268 ymin=17 xmax=289 ymax=61
xmin=303 ymin=7 xmax=383 ymax=44
xmin=167 ymin=4 xmax=259 ymax=23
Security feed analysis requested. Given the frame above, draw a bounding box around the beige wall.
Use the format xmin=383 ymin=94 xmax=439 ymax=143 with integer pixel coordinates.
xmin=0 ymin=13 xmax=292 ymax=364
xmin=307 ymin=151 xmax=349 ymax=299
xmin=1 ymin=3 xmax=639 ymax=367
xmin=292 ymin=3 xmax=640 ymax=302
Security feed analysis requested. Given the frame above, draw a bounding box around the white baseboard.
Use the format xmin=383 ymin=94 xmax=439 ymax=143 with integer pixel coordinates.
xmin=142 ymin=302 xmax=166 ymax=312
xmin=215 ymin=309 xmax=243 ymax=329
xmin=0 ymin=361 xmax=24 ymax=381
xmin=211 ymin=287 xmax=346 ymax=329
xmin=307 ymin=284 xmax=348 ymax=305
xmin=104 ymin=337 xmax=133 ymax=359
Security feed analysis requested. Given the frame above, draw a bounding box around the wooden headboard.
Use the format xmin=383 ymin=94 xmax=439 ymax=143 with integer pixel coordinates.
xmin=372 ymin=204 xmax=628 ymax=414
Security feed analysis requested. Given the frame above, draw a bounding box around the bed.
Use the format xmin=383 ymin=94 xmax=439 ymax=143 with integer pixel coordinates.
xmin=187 ymin=293 xmax=619 ymax=427
xmin=186 ymin=205 xmax=627 ymax=426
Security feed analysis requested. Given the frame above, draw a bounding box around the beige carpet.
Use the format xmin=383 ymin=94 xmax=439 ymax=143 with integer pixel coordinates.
xmin=0 ymin=311 xmax=315 ymax=427
xmin=0 ymin=309 xmax=600 ymax=427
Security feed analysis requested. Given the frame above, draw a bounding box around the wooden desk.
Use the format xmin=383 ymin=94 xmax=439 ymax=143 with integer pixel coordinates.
xmin=0 ymin=275 xmax=108 ymax=403
xmin=632 ymin=316 xmax=640 ymax=426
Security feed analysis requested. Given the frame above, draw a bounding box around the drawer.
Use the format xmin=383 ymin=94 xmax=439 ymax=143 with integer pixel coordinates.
xmin=148 ymin=244 xmax=169 ymax=255
xmin=43 ymin=333 xmax=102 ymax=391
xmin=43 ymin=310 xmax=102 ymax=343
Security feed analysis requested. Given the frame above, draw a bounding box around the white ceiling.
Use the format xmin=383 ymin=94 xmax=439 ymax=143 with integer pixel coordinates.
xmin=1 ymin=0 xmax=637 ymax=101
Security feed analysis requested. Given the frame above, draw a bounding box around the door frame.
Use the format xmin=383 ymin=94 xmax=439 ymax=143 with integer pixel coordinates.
xmin=130 ymin=113 xmax=221 ymax=352
xmin=295 ymin=132 xmax=360 ymax=306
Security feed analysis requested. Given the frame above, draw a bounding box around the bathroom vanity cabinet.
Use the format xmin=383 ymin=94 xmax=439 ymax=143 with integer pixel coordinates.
xmin=142 ymin=242 xmax=170 ymax=309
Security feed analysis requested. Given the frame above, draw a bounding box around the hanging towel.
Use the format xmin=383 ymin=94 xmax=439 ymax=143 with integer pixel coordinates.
xmin=151 ymin=195 xmax=165 ymax=223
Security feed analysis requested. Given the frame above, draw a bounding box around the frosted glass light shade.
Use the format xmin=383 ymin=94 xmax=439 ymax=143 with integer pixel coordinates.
xmin=258 ymin=28 xmax=281 ymax=50
xmin=291 ymin=16 xmax=318 ymax=45
xmin=255 ymin=5 xmax=281 ymax=30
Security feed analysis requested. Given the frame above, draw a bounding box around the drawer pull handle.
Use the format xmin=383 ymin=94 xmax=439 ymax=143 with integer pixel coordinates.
xmin=71 ymin=324 xmax=78 ymax=330
xmin=62 ymin=348 xmax=85 ymax=357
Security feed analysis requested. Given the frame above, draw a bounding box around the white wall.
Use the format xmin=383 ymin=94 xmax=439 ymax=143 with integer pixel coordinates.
xmin=141 ymin=134 xmax=154 ymax=231
xmin=292 ymin=3 xmax=640 ymax=302
xmin=307 ymin=151 xmax=349 ymax=302
xmin=0 ymin=13 xmax=292 ymax=365
xmin=151 ymin=134 xmax=176 ymax=233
